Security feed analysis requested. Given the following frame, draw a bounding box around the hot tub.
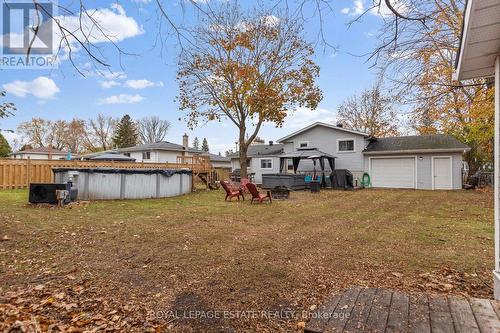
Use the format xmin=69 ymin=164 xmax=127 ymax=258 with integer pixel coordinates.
xmin=53 ymin=168 xmax=192 ymax=200
xmin=261 ymin=174 xmax=306 ymax=190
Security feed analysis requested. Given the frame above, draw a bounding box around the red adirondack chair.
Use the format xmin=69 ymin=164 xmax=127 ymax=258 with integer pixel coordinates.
xmin=240 ymin=178 xmax=250 ymax=193
xmin=246 ymin=183 xmax=272 ymax=204
xmin=221 ymin=180 xmax=244 ymax=201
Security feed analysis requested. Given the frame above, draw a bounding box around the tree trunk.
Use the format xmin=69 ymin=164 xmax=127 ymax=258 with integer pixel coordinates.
xmin=239 ymin=129 xmax=248 ymax=179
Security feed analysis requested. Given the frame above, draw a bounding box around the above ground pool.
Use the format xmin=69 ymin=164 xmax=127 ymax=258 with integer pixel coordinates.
xmin=53 ymin=168 xmax=192 ymax=200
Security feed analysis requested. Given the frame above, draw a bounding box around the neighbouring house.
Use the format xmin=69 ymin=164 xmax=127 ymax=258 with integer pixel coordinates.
xmin=118 ymin=134 xmax=231 ymax=169
xmin=229 ymin=142 xmax=285 ymax=183
xmin=9 ymin=146 xmax=70 ymax=160
xmin=208 ymin=153 xmax=231 ymax=169
xmin=230 ymin=122 xmax=470 ymax=189
xmin=79 ymin=151 xmax=136 ymax=162
xmin=454 ymin=0 xmax=500 ymax=299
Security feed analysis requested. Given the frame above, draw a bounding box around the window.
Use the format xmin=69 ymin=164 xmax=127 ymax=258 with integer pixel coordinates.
xmin=260 ymin=158 xmax=273 ymax=169
xmin=338 ymin=139 xmax=355 ymax=152
xmin=287 ymin=159 xmax=294 ymax=171
xmin=299 ymin=141 xmax=309 ymax=148
xmin=124 ymin=153 xmax=131 ymax=157
xmin=142 ymin=151 xmax=151 ymax=160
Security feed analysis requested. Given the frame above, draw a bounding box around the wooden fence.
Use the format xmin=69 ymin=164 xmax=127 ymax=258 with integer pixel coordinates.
xmin=0 ymin=157 xmax=211 ymax=190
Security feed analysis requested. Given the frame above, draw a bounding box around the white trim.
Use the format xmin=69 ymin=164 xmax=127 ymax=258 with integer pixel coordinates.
xmin=259 ymin=158 xmax=273 ymax=170
xmin=298 ymin=141 xmax=310 ymax=148
xmin=454 ymin=0 xmax=473 ymax=80
xmin=337 ymin=138 xmax=356 ymax=153
xmin=277 ymin=122 xmax=369 ymax=143
xmin=363 ymin=148 xmax=470 ymax=155
xmin=495 ymin=55 xmax=499 ymax=273
xmin=368 ymin=156 xmax=418 ymax=189
xmin=9 ymin=151 xmax=67 ymax=156
xmin=431 ymin=156 xmax=453 ymax=190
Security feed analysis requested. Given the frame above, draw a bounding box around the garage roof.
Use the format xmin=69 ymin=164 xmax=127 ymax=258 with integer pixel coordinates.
xmin=363 ymin=135 xmax=471 ymax=154
xmin=228 ymin=144 xmax=284 ymax=158
xmin=455 ymin=0 xmax=500 ymax=80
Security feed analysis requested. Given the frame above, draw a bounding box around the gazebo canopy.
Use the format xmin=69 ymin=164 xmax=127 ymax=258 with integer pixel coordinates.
xmin=279 ymin=148 xmax=336 ymax=159
xmin=279 ymin=148 xmax=336 ymax=187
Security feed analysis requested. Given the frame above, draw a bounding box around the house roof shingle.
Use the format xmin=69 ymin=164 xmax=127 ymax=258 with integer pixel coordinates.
xmin=277 ymin=122 xmax=370 ymax=143
xmin=118 ymin=142 xmax=229 ymax=163
xmin=229 ymin=144 xmax=284 ymax=158
xmin=119 ymin=141 xmax=187 ymax=152
xmin=11 ymin=146 xmax=67 ymax=155
xmin=363 ymin=135 xmax=470 ymax=153
xmin=208 ymin=153 xmax=231 ymax=162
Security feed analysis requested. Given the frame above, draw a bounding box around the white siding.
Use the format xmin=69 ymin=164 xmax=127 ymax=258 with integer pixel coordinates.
xmin=250 ymin=156 xmax=280 ymax=184
xmin=363 ymin=152 xmax=464 ymax=190
xmin=231 ymin=158 xmax=240 ymax=171
xmin=129 ymin=150 xmax=182 ymax=163
xmin=212 ymin=161 xmax=231 ymax=169
xmin=11 ymin=153 xmax=66 ymax=160
xmin=281 ymin=125 xmax=368 ymax=176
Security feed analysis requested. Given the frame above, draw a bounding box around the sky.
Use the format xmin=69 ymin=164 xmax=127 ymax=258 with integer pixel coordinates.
xmin=0 ymin=0 xmax=390 ymax=154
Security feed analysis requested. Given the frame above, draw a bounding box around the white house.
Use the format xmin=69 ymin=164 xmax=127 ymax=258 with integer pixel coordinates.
xmin=454 ymin=0 xmax=500 ymax=299
xmin=118 ymin=134 xmax=231 ymax=169
xmin=229 ymin=142 xmax=285 ymax=183
xmin=231 ymin=122 xmax=470 ymax=189
xmin=9 ymin=146 xmax=69 ymax=160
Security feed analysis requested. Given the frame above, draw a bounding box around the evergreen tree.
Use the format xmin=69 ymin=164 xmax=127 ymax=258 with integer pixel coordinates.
xmin=192 ymin=137 xmax=200 ymax=150
xmin=201 ymin=138 xmax=209 ymax=152
xmin=0 ymin=133 xmax=11 ymax=157
xmin=113 ymin=115 xmax=138 ymax=148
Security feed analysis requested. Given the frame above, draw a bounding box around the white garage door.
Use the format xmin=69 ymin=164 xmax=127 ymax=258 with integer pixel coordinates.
xmin=370 ymin=157 xmax=416 ymax=189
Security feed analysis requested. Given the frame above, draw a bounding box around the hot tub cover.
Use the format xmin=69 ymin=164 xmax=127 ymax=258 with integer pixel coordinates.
xmin=52 ymin=168 xmax=192 ymax=177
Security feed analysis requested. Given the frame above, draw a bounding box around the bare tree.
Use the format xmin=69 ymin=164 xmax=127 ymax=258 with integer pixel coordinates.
xmin=63 ymin=119 xmax=87 ymax=153
xmin=352 ymin=0 xmax=493 ymax=169
xmin=137 ymin=116 xmax=171 ymax=144
xmin=0 ymin=91 xmax=16 ymax=132
xmin=49 ymin=120 xmax=68 ymax=150
xmin=0 ymin=91 xmax=15 ymax=120
xmin=16 ymin=1 xmax=336 ymax=75
xmin=17 ymin=118 xmax=52 ymax=147
xmin=337 ymin=85 xmax=400 ymax=137
xmin=85 ymin=114 xmax=118 ymax=151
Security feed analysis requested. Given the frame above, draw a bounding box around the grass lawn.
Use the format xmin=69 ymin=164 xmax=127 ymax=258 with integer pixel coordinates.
xmin=0 ymin=188 xmax=494 ymax=332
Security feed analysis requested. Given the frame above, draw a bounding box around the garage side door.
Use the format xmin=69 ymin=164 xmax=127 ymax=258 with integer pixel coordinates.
xmin=370 ymin=157 xmax=416 ymax=189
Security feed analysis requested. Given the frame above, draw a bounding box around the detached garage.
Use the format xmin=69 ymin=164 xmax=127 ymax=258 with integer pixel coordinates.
xmin=363 ymin=135 xmax=470 ymax=190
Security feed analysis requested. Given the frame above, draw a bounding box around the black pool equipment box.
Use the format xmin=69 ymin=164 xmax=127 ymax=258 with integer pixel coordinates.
xmin=29 ymin=183 xmax=77 ymax=204
xmin=330 ymin=170 xmax=354 ymax=190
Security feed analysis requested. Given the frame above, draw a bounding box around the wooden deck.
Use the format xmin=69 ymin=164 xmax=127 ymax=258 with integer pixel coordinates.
xmin=305 ymin=286 xmax=500 ymax=333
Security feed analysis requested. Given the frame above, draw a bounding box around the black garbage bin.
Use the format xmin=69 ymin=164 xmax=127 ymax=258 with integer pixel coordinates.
xmin=310 ymin=181 xmax=321 ymax=193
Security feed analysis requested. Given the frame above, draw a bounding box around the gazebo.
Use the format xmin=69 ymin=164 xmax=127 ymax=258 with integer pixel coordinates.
xmin=278 ymin=148 xmax=336 ymax=187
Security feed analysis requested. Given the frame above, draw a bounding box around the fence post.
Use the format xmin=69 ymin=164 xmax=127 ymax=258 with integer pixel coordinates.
xmin=26 ymin=157 xmax=31 ymax=188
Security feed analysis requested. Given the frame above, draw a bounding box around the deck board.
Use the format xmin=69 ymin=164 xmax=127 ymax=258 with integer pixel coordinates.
xmin=386 ymin=291 xmax=410 ymax=333
xmin=323 ymin=286 xmax=361 ymax=332
xmin=305 ymin=286 xmax=499 ymax=333
xmin=364 ymin=288 xmax=393 ymax=333
xmin=469 ymin=298 xmax=500 ymax=333
xmin=343 ymin=287 xmax=377 ymax=333
xmin=408 ymin=294 xmax=431 ymax=333
xmin=448 ymin=297 xmax=480 ymax=333
xmin=429 ymin=295 xmax=455 ymax=333
xmin=306 ymin=293 xmax=343 ymax=333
